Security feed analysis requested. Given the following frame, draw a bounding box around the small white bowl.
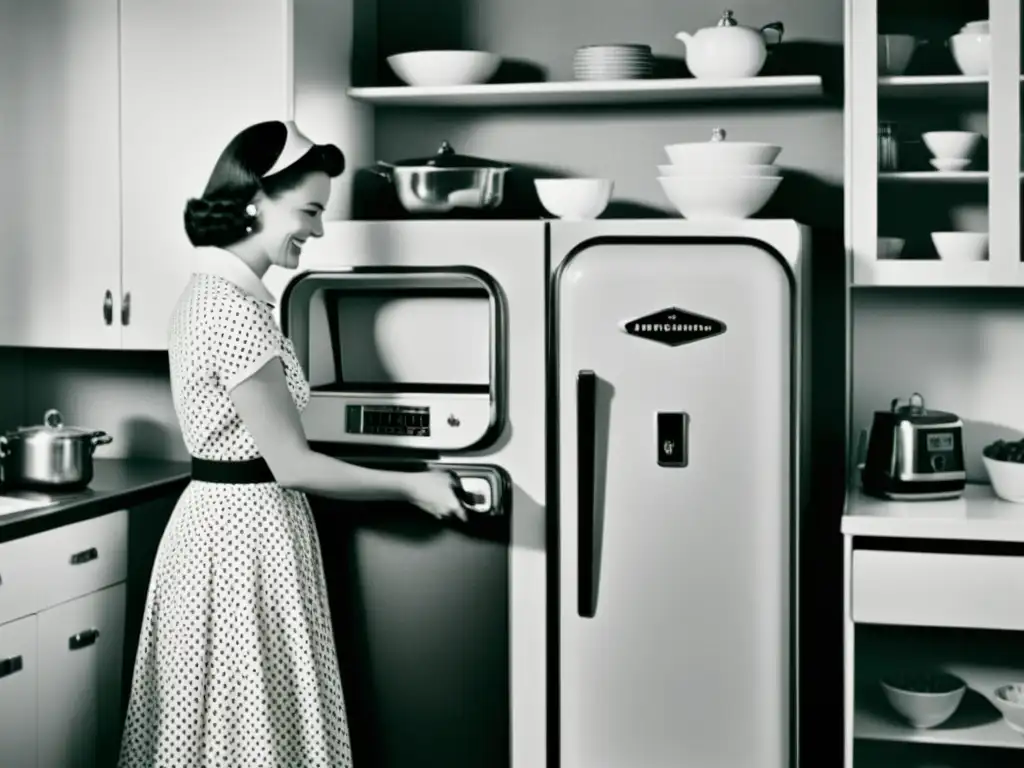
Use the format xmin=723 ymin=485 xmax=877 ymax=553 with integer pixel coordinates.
xmin=993 ymin=684 xmax=1024 ymax=733
xmin=658 ymin=163 xmax=779 ymax=178
xmin=877 ymin=237 xmax=905 ymax=260
xmin=880 ymin=674 xmax=966 ymax=729
xmin=534 ymin=178 xmax=613 ymax=220
xmin=930 ymin=158 xmax=971 ymax=172
xmin=657 ymin=175 xmax=781 ymax=220
xmin=949 ymin=33 xmax=990 ymax=76
xmin=931 ymin=231 xmax=988 ymax=262
xmin=983 ymin=455 xmax=1024 ymax=503
xmin=922 ymin=131 xmax=981 ymax=160
xmin=387 ymin=50 xmax=501 ymax=87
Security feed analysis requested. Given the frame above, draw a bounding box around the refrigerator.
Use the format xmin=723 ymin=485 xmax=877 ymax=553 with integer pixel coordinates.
xmin=550 ymin=220 xmax=807 ymax=768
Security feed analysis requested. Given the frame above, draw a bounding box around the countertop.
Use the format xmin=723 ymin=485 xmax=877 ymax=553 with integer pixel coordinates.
xmin=0 ymin=458 xmax=191 ymax=543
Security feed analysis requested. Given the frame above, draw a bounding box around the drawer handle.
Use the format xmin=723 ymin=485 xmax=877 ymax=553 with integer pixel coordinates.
xmin=0 ymin=655 xmax=23 ymax=678
xmin=69 ymin=629 xmax=100 ymax=650
xmin=70 ymin=547 xmax=98 ymax=565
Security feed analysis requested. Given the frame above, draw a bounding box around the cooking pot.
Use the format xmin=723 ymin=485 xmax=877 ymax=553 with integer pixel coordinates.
xmin=675 ymin=9 xmax=784 ymax=79
xmin=0 ymin=409 xmax=113 ymax=489
xmin=371 ymin=141 xmax=511 ymax=213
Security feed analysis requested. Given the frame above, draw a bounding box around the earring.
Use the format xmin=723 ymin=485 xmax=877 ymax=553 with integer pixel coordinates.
xmin=245 ymin=203 xmax=257 ymax=217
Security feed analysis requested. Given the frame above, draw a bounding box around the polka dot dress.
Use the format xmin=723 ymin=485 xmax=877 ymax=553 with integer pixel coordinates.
xmin=118 ymin=265 xmax=353 ymax=767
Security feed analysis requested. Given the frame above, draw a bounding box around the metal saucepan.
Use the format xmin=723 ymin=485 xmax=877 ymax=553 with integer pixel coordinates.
xmin=0 ymin=409 xmax=113 ymax=489
xmin=371 ymin=141 xmax=511 ymax=213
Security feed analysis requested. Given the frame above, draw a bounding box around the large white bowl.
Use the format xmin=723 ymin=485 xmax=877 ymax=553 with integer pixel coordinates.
xmin=880 ymin=674 xmax=966 ymax=729
xmin=993 ymin=684 xmax=1024 ymax=733
xmin=949 ymin=33 xmax=990 ymax=76
xmin=657 ymin=175 xmax=781 ymax=220
xmin=931 ymin=231 xmax=988 ymax=262
xmin=983 ymin=456 xmax=1024 ymax=503
xmin=664 ymin=141 xmax=781 ymax=167
xmin=658 ymin=163 xmax=779 ymax=178
xmin=387 ymin=50 xmax=501 ymax=87
xmin=922 ymin=131 xmax=981 ymax=160
xmin=535 ymin=178 xmax=613 ymax=220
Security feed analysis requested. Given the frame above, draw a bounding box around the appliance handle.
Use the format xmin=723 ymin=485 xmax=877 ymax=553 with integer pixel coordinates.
xmin=577 ymin=369 xmax=598 ymax=619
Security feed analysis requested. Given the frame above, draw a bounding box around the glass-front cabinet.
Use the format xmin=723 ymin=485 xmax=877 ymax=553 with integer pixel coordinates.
xmin=848 ymin=0 xmax=1021 ymax=286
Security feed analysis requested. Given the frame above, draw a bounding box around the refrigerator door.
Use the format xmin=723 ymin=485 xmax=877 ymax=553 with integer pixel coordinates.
xmin=556 ymin=240 xmax=793 ymax=768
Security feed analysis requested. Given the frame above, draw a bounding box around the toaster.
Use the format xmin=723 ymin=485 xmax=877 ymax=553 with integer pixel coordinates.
xmin=861 ymin=392 xmax=966 ymax=500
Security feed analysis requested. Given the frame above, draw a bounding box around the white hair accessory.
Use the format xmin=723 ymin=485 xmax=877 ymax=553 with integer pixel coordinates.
xmin=262 ymin=120 xmax=316 ymax=178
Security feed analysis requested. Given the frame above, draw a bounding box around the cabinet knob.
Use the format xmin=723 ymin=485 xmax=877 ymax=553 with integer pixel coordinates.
xmin=0 ymin=655 xmax=23 ymax=678
xmin=121 ymin=291 xmax=131 ymax=326
xmin=69 ymin=628 xmax=100 ymax=650
xmin=103 ymin=290 xmax=113 ymax=325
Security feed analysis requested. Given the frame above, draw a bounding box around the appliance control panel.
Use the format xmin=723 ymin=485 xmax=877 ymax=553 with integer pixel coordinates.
xmin=346 ymin=404 xmax=430 ymax=436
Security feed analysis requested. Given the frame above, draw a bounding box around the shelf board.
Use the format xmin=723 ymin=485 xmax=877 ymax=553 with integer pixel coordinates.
xmin=856 ymin=660 xmax=1024 ymax=750
xmin=851 ymin=260 xmax=1010 ymax=287
xmin=879 ymin=171 xmax=988 ymax=182
xmin=878 ymin=75 xmax=989 ymax=99
xmin=843 ymin=484 xmax=1024 ymax=541
xmin=346 ymin=75 xmax=824 ymax=107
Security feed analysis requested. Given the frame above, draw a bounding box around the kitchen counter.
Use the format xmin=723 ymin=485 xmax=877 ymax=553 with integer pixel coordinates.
xmin=0 ymin=458 xmax=190 ymax=543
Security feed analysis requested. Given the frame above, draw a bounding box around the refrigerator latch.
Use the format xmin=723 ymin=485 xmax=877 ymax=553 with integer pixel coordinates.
xmin=657 ymin=412 xmax=689 ymax=467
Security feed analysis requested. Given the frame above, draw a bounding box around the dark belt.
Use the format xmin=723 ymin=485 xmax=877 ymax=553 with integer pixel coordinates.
xmin=191 ymin=456 xmax=276 ymax=484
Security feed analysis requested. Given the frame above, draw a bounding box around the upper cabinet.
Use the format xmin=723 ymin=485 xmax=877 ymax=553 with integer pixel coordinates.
xmin=0 ymin=0 xmax=367 ymax=351
xmin=0 ymin=0 xmax=122 ymax=349
xmin=846 ymin=0 xmax=1022 ymax=287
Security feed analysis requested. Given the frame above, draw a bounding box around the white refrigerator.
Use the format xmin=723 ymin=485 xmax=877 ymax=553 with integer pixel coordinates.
xmin=550 ymin=220 xmax=808 ymax=768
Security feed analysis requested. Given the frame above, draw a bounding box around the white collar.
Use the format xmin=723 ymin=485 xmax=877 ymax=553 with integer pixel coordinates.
xmin=194 ymin=247 xmax=276 ymax=306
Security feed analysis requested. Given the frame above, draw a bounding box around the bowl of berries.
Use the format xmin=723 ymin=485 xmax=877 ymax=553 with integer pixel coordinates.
xmin=982 ymin=439 xmax=1024 ymax=503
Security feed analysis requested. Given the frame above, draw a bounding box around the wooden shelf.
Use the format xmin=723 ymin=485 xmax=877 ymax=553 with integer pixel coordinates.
xmin=879 ymin=171 xmax=988 ymax=182
xmin=346 ymin=75 xmax=824 ymax=107
xmin=843 ymin=484 xmax=1024 ymax=541
xmin=855 ymin=659 xmax=1024 ymax=750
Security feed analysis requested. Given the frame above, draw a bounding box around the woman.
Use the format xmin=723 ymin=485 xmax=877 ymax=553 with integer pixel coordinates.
xmin=118 ymin=120 xmax=473 ymax=767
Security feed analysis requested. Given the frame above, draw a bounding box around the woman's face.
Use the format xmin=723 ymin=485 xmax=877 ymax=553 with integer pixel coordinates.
xmin=257 ymin=171 xmax=331 ymax=269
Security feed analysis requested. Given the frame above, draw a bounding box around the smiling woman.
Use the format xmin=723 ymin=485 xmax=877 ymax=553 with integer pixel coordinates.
xmin=117 ymin=120 xmax=478 ymax=768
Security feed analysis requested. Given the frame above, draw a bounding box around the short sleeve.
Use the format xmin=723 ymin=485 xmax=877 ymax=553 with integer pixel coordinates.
xmin=213 ymin=294 xmax=284 ymax=392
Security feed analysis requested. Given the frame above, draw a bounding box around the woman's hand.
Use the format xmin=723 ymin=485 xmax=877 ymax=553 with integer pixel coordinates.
xmin=403 ymin=470 xmax=483 ymax=522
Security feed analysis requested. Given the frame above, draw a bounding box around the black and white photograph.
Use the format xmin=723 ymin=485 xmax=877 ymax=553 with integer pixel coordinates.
xmin=0 ymin=1 xmax=1018 ymax=767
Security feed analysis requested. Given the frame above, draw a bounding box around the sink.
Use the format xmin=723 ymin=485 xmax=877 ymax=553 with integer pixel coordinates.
xmin=0 ymin=494 xmax=58 ymax=518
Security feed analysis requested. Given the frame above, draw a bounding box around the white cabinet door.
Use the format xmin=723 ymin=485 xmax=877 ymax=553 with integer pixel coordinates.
xmin=37 ymin=583 xmax=127 ymax=768
xmin=0 ymin=0 xmax=122 ymax=348
xmin=119 ymin=0 xmax=292 ymax=350
xmin=0 ymin=614 xmax=39 ymax=768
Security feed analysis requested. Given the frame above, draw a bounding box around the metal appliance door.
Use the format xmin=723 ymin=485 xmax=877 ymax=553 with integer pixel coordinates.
xmin=310 ymin=461 xmax=511 ymax=768
xmin=555 ymin=240 xmax=793 ymax=768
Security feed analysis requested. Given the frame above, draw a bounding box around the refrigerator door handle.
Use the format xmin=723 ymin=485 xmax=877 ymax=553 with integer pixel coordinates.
xmin=577 ymin=369 xmax=598 ymax=618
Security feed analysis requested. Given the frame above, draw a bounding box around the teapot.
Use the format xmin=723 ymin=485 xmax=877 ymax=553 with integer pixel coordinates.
xmin=675 ymin=9 xmax=784 ymax=80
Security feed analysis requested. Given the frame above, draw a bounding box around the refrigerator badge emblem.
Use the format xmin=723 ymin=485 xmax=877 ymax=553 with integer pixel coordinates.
xmin=622 ymin=307 xmax=727 ymax=347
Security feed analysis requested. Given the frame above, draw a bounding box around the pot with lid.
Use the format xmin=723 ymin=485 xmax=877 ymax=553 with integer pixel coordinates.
xmin=371 ymin=141 xmax=511 ymax=214
xmin=675 ymin=9 xmax=785 ymax=79
xmin=0 ymin=409 xmax=113 ymax=489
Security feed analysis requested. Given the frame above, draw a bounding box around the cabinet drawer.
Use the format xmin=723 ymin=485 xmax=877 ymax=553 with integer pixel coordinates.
xmin=852 ymin=550 xmax=1024 ymax=630
xmin=0 ymin=511 xmax=128 ymax=624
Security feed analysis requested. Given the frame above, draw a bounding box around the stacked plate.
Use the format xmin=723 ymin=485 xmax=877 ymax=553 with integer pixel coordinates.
xmin=573 ymin=44 xmax=654 ymax=80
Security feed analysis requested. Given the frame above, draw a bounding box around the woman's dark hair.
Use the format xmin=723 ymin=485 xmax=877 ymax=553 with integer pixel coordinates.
xmin=183 ymin=121 xmax=344 ymax=248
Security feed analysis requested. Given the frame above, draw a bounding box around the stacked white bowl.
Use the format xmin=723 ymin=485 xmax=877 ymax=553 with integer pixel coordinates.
xmin=657 ymin=128 xmax=783 ymax=220
xmin=950 ymin=20 xmax=989 ymax=76
xmin=921 ymin=131 xmax=981 ymax=172
xmin=573 ymin=44 xmax=654 ymax=80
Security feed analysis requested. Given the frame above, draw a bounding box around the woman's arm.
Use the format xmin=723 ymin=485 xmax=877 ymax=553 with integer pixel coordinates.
xmin=229 ymin=358 xmax=416 ymax=502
